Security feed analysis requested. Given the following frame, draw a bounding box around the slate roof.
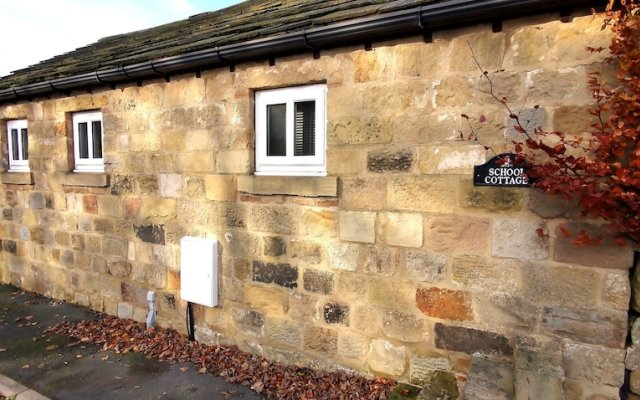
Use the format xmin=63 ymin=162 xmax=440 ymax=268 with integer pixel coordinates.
xmin=0 ymin=0 xmax=438 ymax=90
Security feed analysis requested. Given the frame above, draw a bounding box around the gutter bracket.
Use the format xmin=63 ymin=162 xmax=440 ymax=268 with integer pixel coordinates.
xmin=216 ymin=47 xmax=235 ymax=72
xmin=95 ymin=71 xmax=104 ymax=85
xmin=303 ymin=30 xmax=321 ymax=59
xmin=417 ymin=6 xmax=433 ymax=43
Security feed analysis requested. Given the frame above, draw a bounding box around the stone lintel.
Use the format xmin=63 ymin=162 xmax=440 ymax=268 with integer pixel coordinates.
xmin=58 ymin=172 xmax=109 ymax=187
xmin=238 ymin=175 xmax=337 ymax=197
xmin=1 ymin=171 xmax=34 ymax=185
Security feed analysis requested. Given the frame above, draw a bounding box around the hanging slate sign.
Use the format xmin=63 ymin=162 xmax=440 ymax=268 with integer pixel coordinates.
xmin=473 ymin=153 xmax=532 ymax=187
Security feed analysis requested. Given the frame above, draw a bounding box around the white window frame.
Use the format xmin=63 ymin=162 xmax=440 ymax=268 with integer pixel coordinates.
xmin=6 ymin=119 xmax=29 ymax=172
xmin=255 ymin=84 xmax=327 ymax=176
xmin=72 ymin=111 xmax=104 ymax=173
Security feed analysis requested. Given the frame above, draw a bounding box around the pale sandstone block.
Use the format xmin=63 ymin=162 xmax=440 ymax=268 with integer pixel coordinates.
xmin=244 ymin=285 xmax=287 ymax=315
xmin=175 ymin=151 xmax=215 ymax=173
xmin=158 ymin=174 xmax=183 ymax=198
xmin=328 ymin=117 xmax=391 ymax=145
xmin=380 ymin=212 xmax=423 ymax=248
xmin=449 ymin=30 xmax=506 ymax=72
xmin=452 ymin=255 xmax=521 ymax=294
xmin=604 ymin=273 xmax=631 ymax=310
xmin=250 ymin=205 xmax=297 ymax=235
xmin=96 ymin=196 xmax=122 ymax=218
xmin=563 ymin=341 xmax=626 ymax=387
xmin=301 ymin=209 xmax=337 ymax=238
xmin=216 ymin=150 xmax=252 ymax=174
xmin=205 ymin=174 xmax=236 ymax=201
xmin=492 ymin=218 xmax=548 ymax=260
xmin=424 ymin=215 xmax=490 ymax=255
xmin=405 ymin=250 xmax=447 ymax=283
xmin=367 ymin=339 xmax=406 ymax=376
xmin=328 ymin=242 xmax=360 ymax=271
xmin=522 ymin=263 xmax=599 ymax=309
xmin=338 ymin=331 xmax=370 ymax=364
xmin=163 ymin=77 xmax=205 ymax=106
xmin=140 ymin=198 xmax=177 ymax=222
xmin=382 ymin=310 xmax=426 ymax=342
xmin=327 ymin=147 xmax=366 ymax=175
xmin=341 ymin=177 xmax=386 ymax=211
xmin=368 ymin=278 xmax=415 ymax=310
xmin=387 ymin=176 xmax=457 ymax=213
xmin=339 ymin=211 xmax=376 ymax=243
xmin=419 ymin=143 xmax=485 ymax=175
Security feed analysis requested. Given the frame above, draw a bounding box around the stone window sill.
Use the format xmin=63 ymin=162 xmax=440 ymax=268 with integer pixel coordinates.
xmin=1 ymin=172 xmax=34 ymax=185
xmin=58 ymin=172 xmax=109 ymax=187
xmin=237 ymin=175 xmax=337 ymax=197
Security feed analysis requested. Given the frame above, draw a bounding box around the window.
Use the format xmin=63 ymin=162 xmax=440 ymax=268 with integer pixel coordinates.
xmin=255 ymin=84 xmax=327 ymax=176
xmin=6 ymin=119 xmax=29 ymax=172
xmin=72 ymin=111 xmax=104 ymax=173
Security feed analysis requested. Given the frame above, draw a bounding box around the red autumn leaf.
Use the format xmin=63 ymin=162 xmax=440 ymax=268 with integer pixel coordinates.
xmin=479 ymin=114 xmax=487 ymax=123
xmin=559 ymin=226 xmax=571 ymax=237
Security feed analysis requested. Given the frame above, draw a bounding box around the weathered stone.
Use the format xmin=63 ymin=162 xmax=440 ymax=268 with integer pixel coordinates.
xmin=244 ymin=284 xmax=286 ymax=314
xmin=410 ymin=354 xmax=452 ymax=385
xmin=626 ymin=346 xmax=640 ymax=371
xmin=464 ymin=355 xmax=515 ymax=400
xmin=459 ymin=180 xmax=524 ymax=211
xmin=29 ymin=192 xmax=46 ymax=209
xmin=263 ymin=236 xmax=287 ymax=257
xmin=514 ymin=338 xmax=564 ymax=400
xmin=223 ymin=231 xmax=259 ymax=257
xmin=301 ymin=209 xmax=337 ymax=238
xmin=328 ymin=242 xmax=359 ymax=271
xmin=419 ymin=143 xmax=485 ymax=174
xmin=218 ymin=203 xmax=246 ymax=229
xmin=83 ymin=195 xmax=98 ymax=214
xmin=449 ymin=29 xmax=506 ymax=72
xmin=338 ymin=331 xmax=370 ymax=364
xmin=288 ymin=240 xmax=322 ymax=264
xmin=632 ymin=370 xmax=640 ymax=396
xmin=452 ymin=255 xmax=520 ymax=294
xmin=252 ymin=261 xmax=298 ymax=289
xmin=553 ymin=223 xmax=633 ymax=269
xmin=540 ymin=307 xmax=626 ymax=348
xmin=304 ymin=326 xmax=338 ymax=355
xmin=323 ymin=302 xmax=349 ymax=325
xmin=522 ymin=263 xmax=598 ymax=309
xmin=526 ymin=68 xmax=591 ymax=104
xmin=286 ymin=292 xmax=318 ymax=320
xmin=121 ymin=282 xmax=147 ymax=308
xmin=369 ymin=278 xmax=415 ymax=310
xmin=367 ymin=339 xmax=406 ymax=376
xmin=603 ymin=272 xmax=630 ymax=310
xmin=303 ymin=269 xmax=333 ymax=294
xmin=361 ymin=246 xmax=399 ymax=275
xmin=250 ymin=205 xmax=297 ymax=235
xmin=266 ymin=317 xmax=303 ymax=349
xmin=232 ymin=308 xmax=264 ymax=336
xmin=107 ymin=261 xmax=131 ymax=279
xmin=328 ymin=117 xmax=391 ymax=145
xmin=118 ymin=302 xmax=134 ymax=319
xmin=216 ymin=150 xmax=252 ymax=174
xmin=416 ymin=287 xmax=472 ymax=321
xmin=434 ymin=323 xmax=513 ymax=357
xmin=336 ymin=273 xmax=368 ymax=302
xmin=367 ymin=148 xmax=413 ymax=173
xmin=340 ymin=177 xmax=386 ymax=211
xmin=387 ymin=176 xmax=457 ymax=213
xmin=134 ymin=224 xmax=165 ymax=245
xmin=405 ymin=250 xmax=447 ymax=283
xmin=528 ymin=190 xmax=571 ymax=218
xmin=563 ymin=341 xmax=625 ymax=387
xmin=382 ymin=310 xmax=425 ymax=342
xmin=205 ymin=174 xmax=236 ymax=201
xmin=380 ymin=212 xmax=423 ymax=248
xmin=474 ymin=294 xmax=538 ymax=331
xmin=339 ymin=211 xmax=376 ymax=243
xmin=327 ymin=147 xmax=366 ymax=175
xmin=418 ymin=371 xmax=460 ymax=400
xmin=492 ymin=218 xmax=548 ymax=260
xmin=506 ymin=108 xmax=547 ymax=140
xmin=158 ymin=174 xmax=183 ymax=198
xmin=424 ymin=215 xmax=490 ymax=255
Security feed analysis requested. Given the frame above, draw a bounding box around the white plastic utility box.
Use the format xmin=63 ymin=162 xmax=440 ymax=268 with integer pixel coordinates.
xmin=180 ymin=236 xmax=218 ymax=307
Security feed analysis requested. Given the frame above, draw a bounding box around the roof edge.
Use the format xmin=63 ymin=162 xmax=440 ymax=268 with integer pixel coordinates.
xmin=0 ymin=0 xmax=596 ymax=105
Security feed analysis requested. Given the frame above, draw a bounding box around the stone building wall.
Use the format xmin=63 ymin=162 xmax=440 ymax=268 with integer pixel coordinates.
xmin=0 ymin=11 xmax=632 ymax=399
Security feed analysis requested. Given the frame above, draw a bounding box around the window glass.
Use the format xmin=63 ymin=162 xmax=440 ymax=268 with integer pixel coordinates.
xmin=294 ymin=101 xmax=315 ymax=157
xmin=267 ymin=104 xmax=286 ymax=156
xmin=20 ymin=128 xmax=28 ymax=160
xmin=92 ymin=120 xmax=102 ymax=158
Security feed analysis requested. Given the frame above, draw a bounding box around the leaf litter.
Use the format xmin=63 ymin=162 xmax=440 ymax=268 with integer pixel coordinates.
xmin=46 ymin=315 xmax=395 ymax=400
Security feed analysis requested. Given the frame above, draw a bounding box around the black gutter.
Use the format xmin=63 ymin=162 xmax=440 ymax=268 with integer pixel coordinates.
xmin=0 ymin=0 xmax=598 ymax=104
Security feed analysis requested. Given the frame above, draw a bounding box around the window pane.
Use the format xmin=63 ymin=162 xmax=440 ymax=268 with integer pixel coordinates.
xmin=92 ymin=121 xmax=102 ymax=159
xmin=294 ymin=101 xmax=315 ymax=156
xmin=10 ymin=129 xmax=19 ymax=161
xmin=267 ymin=103 xmax=286 ymax=156
xmin=20 ymin=128 xmax=28 ymax=160
xmin=78 ymin=122 xmax=89 ymax=159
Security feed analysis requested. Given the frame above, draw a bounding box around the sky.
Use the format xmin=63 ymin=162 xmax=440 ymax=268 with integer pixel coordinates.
xmin=0 ymin=0 xmax=245 ymax=77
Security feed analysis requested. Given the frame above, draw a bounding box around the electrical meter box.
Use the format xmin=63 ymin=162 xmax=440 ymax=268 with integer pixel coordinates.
xmin=180 ymin=236 xmax=218 ymax=307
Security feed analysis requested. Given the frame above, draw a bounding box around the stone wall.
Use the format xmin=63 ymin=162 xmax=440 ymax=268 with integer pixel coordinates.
xmin=0 ymin=11 xmax=632 ymax=399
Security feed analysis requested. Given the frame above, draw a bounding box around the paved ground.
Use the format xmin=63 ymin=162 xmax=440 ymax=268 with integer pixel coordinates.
xmin=0 ymin=284 xmax=264 ymax=400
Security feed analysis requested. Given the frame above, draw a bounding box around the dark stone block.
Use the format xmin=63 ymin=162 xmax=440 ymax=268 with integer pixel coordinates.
xmin=419 ymin=371 xmax=459 ymax=400
xmin=234 ymin=310 xmax=264 ymax=336
xmin=3 ymin=240 xmax=17 ymax=254
xmin=264 ymin=236 xmax=287 ymax=257
xmin=434 ymin=323 xmax=512 ymax=357
xmin=29 ymin=192 xmax=46 ymax=209
xmin=2 ymin=208 xmax=13 ymax=221
xmin=252 ymin=261 xmax=298 ymax=289
xmin=60 ymin=250 xmax=74 ymax=267
xmin=111 ymin=175 xmax=135 ymax=195
xmin=540 ymin=306 xmax=626 ymax=348
xmin=367 ymin=149 xmax=413 ymax=172
xmin=30 ymin=227 xmax=45 ymax=245
xmin=163 ymin=293 xmax=176 ymax=310
xmin=134 ymin=224 xmax=165 ymax=245
xmin=121 ymin=282 xmax=147 ymax=307
xmin=303 ymin=269 xmax=333 ymax=294
xmin=323 ymin=302 xmax=349 ymax=325
xmin=221 ymin=204 xmax=246 ymax=229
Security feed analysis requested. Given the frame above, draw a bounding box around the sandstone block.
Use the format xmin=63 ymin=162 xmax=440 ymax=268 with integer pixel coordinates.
xmin=604 ymin=272 xmax=630 ymax=310
xmin=420 ymin=143 xmax=485 ymax=174
xmin=425 ymin=215 xmax=490 ymax=255
xmin=410 ymin=354 xmax=452 ymax=385
xmin=266 ymin=317 xmax=303 ymax=349
xmin=216 ymin=150 xmax=252 ymax=174
xmin=118 ymin=302 xmax=134 ymax=319
xmin=540 ymin=307 xmax=626 ymax=348
xmin=250 ymin=205 xmax=297 ymax=235
xmin=336 ymin=273 xmax=368 ymax=302
xmin=526 ymin=68 xmax=590 ymax=105
xmin=449 ymin=30 xmax=505 ymax=72
xmin=367 ymin=339 xmax=406 ymax=376
xmin=434 ymin=323 xmax=513 ymax=357
xmin=552 ymin=223 xmax=633 ymax=269
xmin=205 ymin=174 xmax=236 ymax=201
xmin=563 ymin=341 xmax=625 ymax=387
xmin=28 ymin=192 xmax=46 ymax=209
xmin=158 ymin=174 xmax=183 ymax=198
xmin=369 ymin=278 xmax=415 ymax=310
xmin=492 ymin=218 xmax=548 ymax=260
xmin=528 ymin=190 xmax=572 ymax=218
xmin=244 ymin=284 xmax=286 ymax=315
xmin=361 ymin=246 xmax=399 ymax=275
xmin=338 ymin=331 xmax=370 ymax=363
xmin=305 ymin=326 xmax=338 ymax=355
xmin=252 ymin=261 xmax=298 ymax=289
xmin=405 ymin=250 xmax=447 ymax=283
xmin=506 ymin=107 xmax=547 ymax=140
xmin=339 ymin=211 xmax=376 ymax=243
xmin=464 ymin=354 xmax=514 ymax=400
xmin=303 ymin=269 xmax=334 ymax=294
xmin=232 ymin=308 xmax=264 ymax=337
xmin=288 ymin=240 xmax=322 ymax=264
xmin=327 ymin=147 xmax=365 ymax=175
xmin=416 ymin=287 xmax=472 ymax=321
xmin=328 ymin=242 xmax=360 ymax=271
xmin=301 ymin=209 xmax=336 ymax=238
xmin=286 ymin=292 xmax=318 ymax=320
xmin=459 ymin=179 xmax=524 ymax=212
xmin=387 ymin=176 xmax=457 ymax=213
xmin=140 ymin=198 xmax=177 ymax=221
xmin=263 ymin=236 xmax=286 ymax=257
xmin=522 ymin=263 xmax=598 ymax=309
xmin=328 ymin=116 xmax=391 ymax=145
xmin=452 ymin=255 xmax=520 ymax=294
xmin=367 ymin=148 xmax=414 ymax=173
xmin=380 ymin=212 xmax=423 ymax=248
xmin=382 ymin=310 xmax=426 ymax=342
xmin=474 ymin=294 xmax=538 ymax=331
xmin=218 ymin=203 xmax=247 ymax=229
xmin=340 ymin=177 xmax=386 ymax=211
